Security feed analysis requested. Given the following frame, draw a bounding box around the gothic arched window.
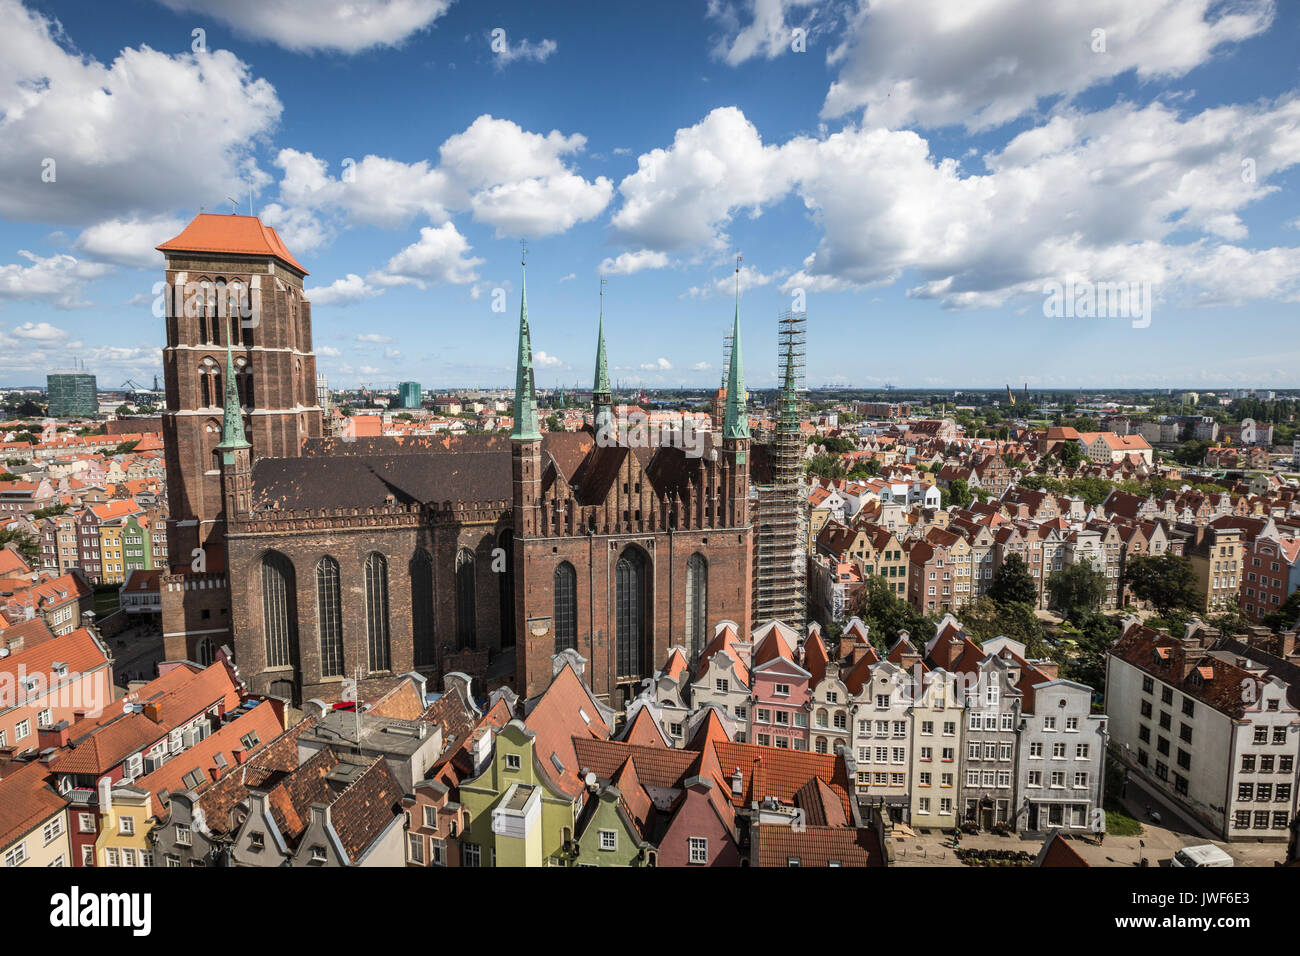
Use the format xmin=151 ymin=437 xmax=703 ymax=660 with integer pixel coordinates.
xmin=411 ymin=549 xmax=435 ymax=667
xmin=364 ymin=552 xmax=391 ymax=672
xmin=455 ymin=548 xmax=476 ymax=651
xmin=554 ymin=562 xmax=577 ymax=653
xmin=615 ymin=547 xmax=647 ymax=678
xmin=686 ymin=553 xmax=708 ymax=662
xmin=316 ymin=556 xmax=344 ymax=677
xmin=261 ymin=551 xmax=297 ymax=669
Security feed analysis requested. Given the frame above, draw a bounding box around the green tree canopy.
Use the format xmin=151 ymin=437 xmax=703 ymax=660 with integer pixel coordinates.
xmin=846 ymin=576 xmax=933 ymax=653
xmin=1124 ymin=553 xmax=1200 ymax=617
xmin=988 ymin=554 xmax=1037 ymax=606
xmin=1046 ymin=561 xmax=1108 ymax=622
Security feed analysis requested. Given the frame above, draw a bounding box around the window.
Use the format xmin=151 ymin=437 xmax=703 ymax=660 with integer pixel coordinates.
xmin=261 ymin=551 xmax=298 ymax=670
xmin=599 ymin=830 xmax=617 ymax=852
xmin=688 ymin=837 xmax=708 ymax=864
xmin=78 ymin=813 xmax=94 ymax=833
xmin=119 ymin=816 xmax=135 ymax=836
xmin=615 ymin=548 xmax=647 ymax=678
xmin=249 ymin=832 xmax=265 ymax=851
xmin=14 ymin=719 xmax=30 ymax=741
xmin=1076 ymin=744 xmax=1089 ymax=760
xmin=715 ymin=678 xmax=730 ymax=693
xmin=310 ymin=845 xmax=327 ymax=865
xmin=505 ymin=754 xmax=521 ymax=772
xmin=176 ymin=824 xmax=192 ymax=847
xmin=685 ymin=553 xmax=707 ymax=661
xmin=42 ymin=817 xmax=62 ymax=845
xmin=364 ymin=553 xmax=391 ymax=672
xmin=462 ymin=843 xmax=481 ymax=867
xmin=455 ymin=548 xmax=477 ymax=651
xmin=553 ymin=562 xmax=578 ymax=653
xmin=408 ymin=833 xmax=424 ymax=864
xmin=316 ymin=556 xmax=345 ymax=677
xmin=774 ymin=683 xmax=791 ymax=698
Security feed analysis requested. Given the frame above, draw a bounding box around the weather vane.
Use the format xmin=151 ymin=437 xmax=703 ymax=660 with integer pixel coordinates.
xmin=520 ymin=239 xmax=528 ymax=266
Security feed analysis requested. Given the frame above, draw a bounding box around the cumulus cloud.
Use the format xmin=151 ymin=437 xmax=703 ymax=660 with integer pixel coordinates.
xmin=307 ymin=274 xmax=384 ymax=307
xmin=599 ymin=250 xmax=671 ymax=276
xmin=640 ymin=357 xmax=672 ymax=371
xmin=369 ymin=223 xmax=485 ymax=287
xmin=0 ymin=251 xmax=112 ymax=308
xmin=72 ymin=215 xmax=186 ymax=270
xmin=686 ymin=263 xmax=784 ymax=297
xmin=534 ymin=351 xmax=564 ymax=368
xmin=612 ymin=98 xmax=1300 ymax=311
xmin=267 ymin=115 xmax=611 ymax=252
xmin=10 ymin=320 xmax=68 ymax=342
xmin=0 ymin=2 xmax=281 ymax=224
xmin=356 ymin=332 xmax=395 ymax=343
xmin=154 ymin=0 xmax=454 ymax=54
xmin=820 ymin=0 xmax=1274 ymax=130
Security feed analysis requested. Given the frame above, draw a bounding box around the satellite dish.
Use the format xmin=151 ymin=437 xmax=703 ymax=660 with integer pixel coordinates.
xmin=123 ymin=702 xmax=134 ymax=715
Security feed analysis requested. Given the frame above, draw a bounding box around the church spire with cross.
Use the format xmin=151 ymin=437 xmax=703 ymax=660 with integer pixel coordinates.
xmin=216 ymin=312 xmax=250 ymax=454
xmin=510 ymin=245 xmax=541 ymax=442
xmin=593 ymin=277 xmax=612 ymax=436
xmin=723 ymin=254 xmax=750 ymax=441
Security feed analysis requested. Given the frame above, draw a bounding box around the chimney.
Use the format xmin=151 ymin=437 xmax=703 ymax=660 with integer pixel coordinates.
xmin=899 ymin=648 xmax=922 ymax=672
xmin=37 ymin=720 xmax=70 ymax=750
xmin=851 ymin=642 xmax=871 ymax=665
xmin=838 ymin=636 xmax=857 ymax=662
xmin=1280 ymin=630 xmax=1296 ymax=659
xmin=143 ymin=700 xmax=163 ymax=723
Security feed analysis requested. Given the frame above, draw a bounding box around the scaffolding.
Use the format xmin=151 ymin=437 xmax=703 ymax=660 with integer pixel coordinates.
xmin=751 ymin=311 xmax=807 ymax=633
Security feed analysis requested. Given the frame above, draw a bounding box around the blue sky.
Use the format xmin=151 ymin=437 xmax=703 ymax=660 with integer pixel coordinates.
xmin=1 ymin=0 xmax=1298 ymax=391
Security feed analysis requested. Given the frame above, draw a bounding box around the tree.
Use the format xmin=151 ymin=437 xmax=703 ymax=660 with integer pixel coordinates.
xmin=0 ymin=528 xmax=38 ymax=563
xmin=1057 ymin=611 xmax=1119 ymax=691
xmin=806 ymin=453 xmax=845 ymax=481
xmin=848 ymin=458 xmax=881 ymax=478
xmin=1172 ymin=440 xmax=1211 ymax=466
xmin=1262 ymin=590 xmax=1300 ymax=632
xmin=948 ymin=478 xmax=973 ymax=509
xmin=1059 ymin=441 xmax=1084 ymax=468
xmin=1124 ymin=553 xmax=1200 ymax=617
xmin=846 ymin=576 xmax=932 ymax=653
xmin=109 ymin=440 xmax=140 ymax=456
xmin=988 ymin=554 xmax=1037 ymax=606
xmin=545 ymin=414 xmax=561 ymax=432
xmin=30 ymin=504 xmax=69 ymax=520
xmin=1046 ymin=561 xmax=1108 ymax=621
xmin=961 ymin=595 xmax=1051 ymax=658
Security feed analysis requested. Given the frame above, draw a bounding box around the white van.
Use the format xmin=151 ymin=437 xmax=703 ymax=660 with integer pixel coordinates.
xmin=1170 ymin=844 xmax=1234 ymax=868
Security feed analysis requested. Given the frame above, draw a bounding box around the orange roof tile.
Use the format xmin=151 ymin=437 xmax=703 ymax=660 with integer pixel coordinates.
xmin=157 ymin=213 xmax=308 ymax=274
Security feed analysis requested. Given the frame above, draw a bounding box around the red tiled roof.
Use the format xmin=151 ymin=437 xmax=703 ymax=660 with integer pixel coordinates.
xmin=0 ymin=758 xmax=66 ymax=849
xmin=157 ymin=213 xmax=308 ymax=274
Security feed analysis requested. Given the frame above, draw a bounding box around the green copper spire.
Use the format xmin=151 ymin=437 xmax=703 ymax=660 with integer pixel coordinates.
xmin=593 ymin=309 xmax=610 ymax=395
xmin=723 ymin=263 xmax=750 ymax=441
xmin=510 ymin=254 xmax=541 ymax=442
xmin=216 ymin=314 xmax=250 ymax=452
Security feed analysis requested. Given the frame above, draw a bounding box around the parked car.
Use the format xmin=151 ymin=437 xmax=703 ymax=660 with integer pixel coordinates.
xmin=1170 ymin=844 xmax=1234 ymax=868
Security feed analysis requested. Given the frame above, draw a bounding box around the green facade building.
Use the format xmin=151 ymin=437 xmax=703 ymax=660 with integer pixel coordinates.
xmin=46 ymin=372 xmax=98 ymax=418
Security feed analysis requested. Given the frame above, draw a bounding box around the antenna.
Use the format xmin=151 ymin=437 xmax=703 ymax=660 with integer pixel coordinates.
xmin=226 ymin=196 xmax=239 ymax=215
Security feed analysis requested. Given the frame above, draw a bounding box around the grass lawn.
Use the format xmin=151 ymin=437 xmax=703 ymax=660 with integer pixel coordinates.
xmin=1104 ymin=801 xmax=1144 ymax=837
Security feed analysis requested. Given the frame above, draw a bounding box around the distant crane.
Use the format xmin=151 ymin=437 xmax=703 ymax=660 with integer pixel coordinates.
xmin=1006 ymin=384 xmax=1016 ymax=407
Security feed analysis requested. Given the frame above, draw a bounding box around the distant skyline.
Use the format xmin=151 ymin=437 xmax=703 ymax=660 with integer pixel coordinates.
xmin=1 ymin=0 xmax=1299 ymax=390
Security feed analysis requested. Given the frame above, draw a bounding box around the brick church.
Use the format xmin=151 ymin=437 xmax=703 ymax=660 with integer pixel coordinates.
xmin=157 ymin=214 xmax=754 ymax=708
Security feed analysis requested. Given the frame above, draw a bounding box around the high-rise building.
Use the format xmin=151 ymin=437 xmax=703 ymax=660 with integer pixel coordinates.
xmin=46 ymin=371 xmax=97 ymax=418
xmin=397 ymin=381 xmax=423 ymax=409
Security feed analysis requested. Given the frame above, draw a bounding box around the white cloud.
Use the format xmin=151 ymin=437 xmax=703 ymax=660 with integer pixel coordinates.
xmin=370 ymin=223 xmax=484 ymax=287
xmin=640 ymin=357 xmax=672 ymax=371
xmin=692 ymin=361 xmax=712 ymax=371
xmin=356 ymin=333 xmax=395 ymax=343
xmin=613 ymin=99 xmax=1300 ymax=311
xmin=534 ymin=351 xmax=564 ymax=368
xmin=558 ymin=273 xmax=576 ymax=283
xmin=73 ymin=215 xmax=185 ymax=269
xmin=0 ymin=2 xmax=281 ymax=224
xmin=0 ymin=251 xmax=112 ymax=308
xmin=611 ymin=107 xmax=799 ymax=251
xmin=599 ymin=250 xmax=671 ymax=276
xmin=706 ymin=0 xmax=824 ymax=66
xmin=307 ymin=274 xmax=383 ymax=307
xmin=259 ymin=202 xmax=333 ymax=254
xmin=317 ymin=346 xmax=342 ymax=357
xmin=10 ymin=321 xmax=67 ymax=342
xmin=268 ymin=116 xmax=611 ymax=242
xmin=489 ymin=33 xmax=557 ymax=67
xmin=820 ymin=0 xmax=1274 ymax=130
xmin=154 ymin=0 xmax=454 ymax=54
xmin=686 ymin=263 xmax=784 ymax=297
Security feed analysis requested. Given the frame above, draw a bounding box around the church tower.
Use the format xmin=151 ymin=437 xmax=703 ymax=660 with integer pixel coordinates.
xmin=156 ymin=213 xmax=322 ymax=662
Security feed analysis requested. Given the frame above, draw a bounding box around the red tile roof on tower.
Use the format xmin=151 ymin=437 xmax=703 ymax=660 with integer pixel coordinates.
xmin=156 ymin=213 xmax=308 ymax=275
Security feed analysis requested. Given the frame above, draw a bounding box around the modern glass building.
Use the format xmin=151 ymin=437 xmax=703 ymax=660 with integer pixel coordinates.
xmin=397 ymin=381 xmax=423 ymax=409
xmin=46 ymin=371 xmax=98 ymax=417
